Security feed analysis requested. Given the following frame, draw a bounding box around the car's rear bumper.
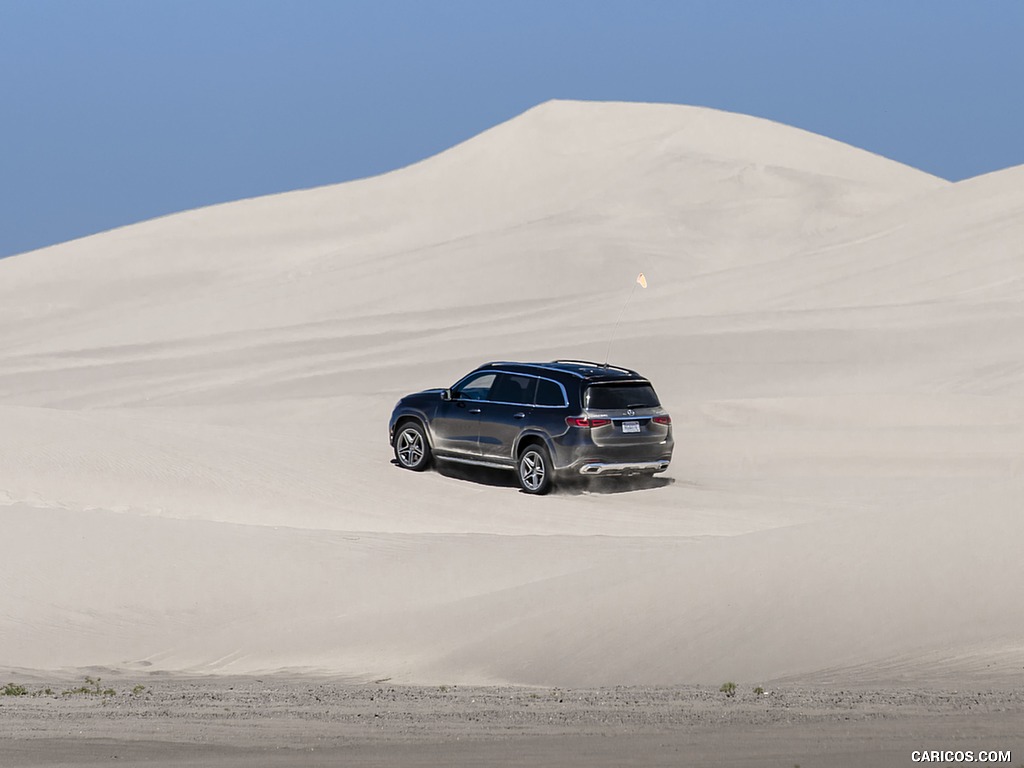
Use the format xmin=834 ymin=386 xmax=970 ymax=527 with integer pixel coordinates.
xmin=550 ymin=435 xmax=673 ymax=476
xmin=577 ymin=459 xmax=671 ymax=476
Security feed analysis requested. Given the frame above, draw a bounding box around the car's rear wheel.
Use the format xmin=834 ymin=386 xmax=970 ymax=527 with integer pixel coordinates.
xmin=517 ymin=444 xmax=553 ymax=495
xmin=394 ymin=422 xmax=431 ymax=471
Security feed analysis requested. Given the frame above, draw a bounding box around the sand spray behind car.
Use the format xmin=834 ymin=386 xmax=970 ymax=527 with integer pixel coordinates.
xmin=604 ymin=272 xmax=648 ymax=366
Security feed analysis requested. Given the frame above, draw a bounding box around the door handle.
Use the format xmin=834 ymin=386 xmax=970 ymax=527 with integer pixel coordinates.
xmin=469 ymin=408 xmax=482 ymax=414
xmin=513 ymin=412 xmax=526 ymax=419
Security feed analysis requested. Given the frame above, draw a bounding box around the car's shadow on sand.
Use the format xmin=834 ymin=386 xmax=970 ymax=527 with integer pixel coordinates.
xmin=393 ymin=460 xmax=673 ymax=495
xmin=432 ymin=462 xmax=520 ymax=488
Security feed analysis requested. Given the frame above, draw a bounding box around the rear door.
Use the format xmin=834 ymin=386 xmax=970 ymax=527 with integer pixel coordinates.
xmin=477 ymin=373 xmax=538 ymax=462
xmin=583 ymin=381 xmax=670 ymax=448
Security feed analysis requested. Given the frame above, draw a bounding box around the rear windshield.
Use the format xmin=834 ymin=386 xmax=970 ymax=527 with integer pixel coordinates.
xmin=586 ymin=382 xmax=661 ymax=410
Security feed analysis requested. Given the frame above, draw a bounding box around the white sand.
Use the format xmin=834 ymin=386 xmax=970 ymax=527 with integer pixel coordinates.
xmin=1 ymin=100 xmax=1021 ymax=687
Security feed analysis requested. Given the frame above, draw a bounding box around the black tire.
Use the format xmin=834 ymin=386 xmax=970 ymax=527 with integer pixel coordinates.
xmin=516 ymin=443 xmax=553 ymax=495
xmin=393 ymin=421 xmax=432 ymax=471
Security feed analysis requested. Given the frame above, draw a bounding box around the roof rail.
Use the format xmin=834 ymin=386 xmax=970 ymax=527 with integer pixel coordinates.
xmin=551 ymin=359 xmax=635 ymax=374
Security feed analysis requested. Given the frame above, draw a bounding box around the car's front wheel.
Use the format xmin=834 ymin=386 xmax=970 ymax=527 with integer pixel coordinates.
xmin=394 ymin=422 xmax=431 ymax=471
xmin=517 ymin=444 xmax=553 ymax=495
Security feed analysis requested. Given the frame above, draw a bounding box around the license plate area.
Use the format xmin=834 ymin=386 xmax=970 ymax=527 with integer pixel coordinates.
xmin=621 ymin=420 xmax=641 ymax=434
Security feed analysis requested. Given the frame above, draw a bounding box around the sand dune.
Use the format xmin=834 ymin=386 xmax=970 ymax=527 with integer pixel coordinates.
xmin=1 ymin=100 xmax=1021 ymax=687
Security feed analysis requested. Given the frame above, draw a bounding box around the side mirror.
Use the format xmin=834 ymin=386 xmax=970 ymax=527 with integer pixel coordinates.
xmin=440 ymin=389 xmax=452 ymax=401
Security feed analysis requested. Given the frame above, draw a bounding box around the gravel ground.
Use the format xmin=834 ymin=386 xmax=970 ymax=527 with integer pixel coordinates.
xmin=2 ymin=675 xmax=1022 ymax=767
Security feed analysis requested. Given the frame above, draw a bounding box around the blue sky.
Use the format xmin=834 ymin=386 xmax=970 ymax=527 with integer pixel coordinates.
xmin=2 ymin=1 xmax=1022 ymax=259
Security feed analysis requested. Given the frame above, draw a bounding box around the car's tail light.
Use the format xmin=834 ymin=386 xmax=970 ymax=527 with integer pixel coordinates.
xmin=566 ymin=417 xmax=612 ymax=428
xmin=652 ymin=415 xmax=672 ymax=425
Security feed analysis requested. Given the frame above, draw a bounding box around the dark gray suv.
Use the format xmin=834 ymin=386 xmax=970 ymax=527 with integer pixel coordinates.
xmin=388 ymin=360 xmax=673 ymax=494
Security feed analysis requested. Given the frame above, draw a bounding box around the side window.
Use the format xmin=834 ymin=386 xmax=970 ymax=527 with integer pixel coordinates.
xmin=535 ymin=378 xmax=565 ymax=406
xmin=453 ymin=373 xmax=496 ymax=401
xmin=490 ymin=374 xmax=537 ymax=405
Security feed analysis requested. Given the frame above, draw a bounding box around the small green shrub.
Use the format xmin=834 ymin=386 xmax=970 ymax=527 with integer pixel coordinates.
xmin=719 ymin=681 xmax=737 ymax=698
xmin=754 ymin=686 xmax=765 ymax=696
xmin=2 ymin=682 xmax=28 ymax=696
xmin=131 ymin=684 xmax=147 ymax=696
xmin=63 ymin=676 xmax=113 ymax=696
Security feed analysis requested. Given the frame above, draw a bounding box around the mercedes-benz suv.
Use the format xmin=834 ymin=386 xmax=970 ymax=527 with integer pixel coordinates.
xmin=388 ymin=360 xmax=673 ymax=494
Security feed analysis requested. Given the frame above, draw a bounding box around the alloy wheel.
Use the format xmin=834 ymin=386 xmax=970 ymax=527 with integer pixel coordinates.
xmin=397 ymin=428 xmax=424 ymax=467
xmin=520 ymin=450 xmax=546 ymax=491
